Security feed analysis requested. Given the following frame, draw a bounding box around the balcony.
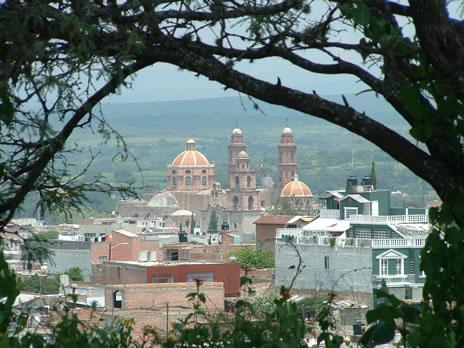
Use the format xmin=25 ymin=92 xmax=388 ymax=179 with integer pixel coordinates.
xmin=319 ymin=209 xmax=340 ymax=219
xmin=371 ymin=238 xmax=426 ymax=248
xmin=349 ymin=214 xmax=428 ymax=224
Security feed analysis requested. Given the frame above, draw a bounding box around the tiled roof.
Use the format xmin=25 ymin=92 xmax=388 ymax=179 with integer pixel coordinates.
xmin=253 ymin=215 xmax=293 ymax=225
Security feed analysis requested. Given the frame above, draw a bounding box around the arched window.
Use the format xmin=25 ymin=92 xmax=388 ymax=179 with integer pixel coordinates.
xmin=247 ymin=176 xmax=252 ymax=188
xmin=185 ymin=176 xmax=192 ymax=185
xmin=113 ymin=290 xmax=122 ymax=309
xmin=235 ymin=176 xmax=240 ymax=188
xmin=248 ymin=196 xmax=254 ymax=210
xmin=233 ymin=196 xmax=239 ymax=210
xmin=201 ymin=175 xmax=207 ymax=186
xmin=172 ymin=175 xmax=177 ymax=186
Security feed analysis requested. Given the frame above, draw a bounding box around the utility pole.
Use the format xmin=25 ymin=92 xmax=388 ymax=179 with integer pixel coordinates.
xmin=165 ymin=301 xmax=169 ymax=335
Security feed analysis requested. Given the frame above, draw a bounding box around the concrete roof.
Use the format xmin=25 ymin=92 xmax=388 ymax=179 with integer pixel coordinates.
xmin=388 ymin=223 xmax=430 ymax=239
xmin=253 ymin=215 xmax=293 ymax=225
xmin=340 ymin=194 xmax=371 ymax=203
xmin=302 ymin=217 xmax=350 ymax=233
xmin=113 ymin=229 xmax=137 ymax=238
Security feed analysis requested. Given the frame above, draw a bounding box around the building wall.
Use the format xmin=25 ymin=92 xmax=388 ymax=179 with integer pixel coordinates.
xmin=48 ymin=241 xmax=92 ymax=280
xmin=91 ymin=262 xmax=147 ymax=285
xmin=275 ymin=241 xmax=373 ymax=300
xmin=104 ymin=282 xmax=224 ymax=312
xmin=146 ymin=262 xmax=241 ymax=297
xmin=255 ymin=223 xmax=286 ymax=258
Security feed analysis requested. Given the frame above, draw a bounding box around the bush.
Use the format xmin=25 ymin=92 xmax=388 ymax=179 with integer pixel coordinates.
xmin=18 ymin=275 xmax=60 ymax=294
xmin=230 ymin=248 xmax=274 ymax=269
xmin=66 ymin=267 xmax=84 ymax=281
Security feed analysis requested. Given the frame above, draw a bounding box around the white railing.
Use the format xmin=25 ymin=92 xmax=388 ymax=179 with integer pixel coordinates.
xmin=319 ymin=209 xmax=341 ymax=219
xmin=349 ymin=214 xmax=428 ymax=224
xmin=371 ymin=238 xmax=426 ymax=248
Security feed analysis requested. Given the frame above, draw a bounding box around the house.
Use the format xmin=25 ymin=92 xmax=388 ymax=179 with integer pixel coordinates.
xmin=253 ymin=215 xmax=293 ymax=258
xmin=91 ymin=260 xmax=241 ymax=297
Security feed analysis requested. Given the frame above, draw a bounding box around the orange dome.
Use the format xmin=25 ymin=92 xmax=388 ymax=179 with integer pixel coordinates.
xmin=281 ymin=176 xmax=312 ymax=197
xmin=172 ymin=139 xmax=210 ymax=166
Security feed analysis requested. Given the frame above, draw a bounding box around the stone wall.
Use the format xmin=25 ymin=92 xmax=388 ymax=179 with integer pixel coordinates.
xmin=48 ymin=241 xmax=92 ymax=280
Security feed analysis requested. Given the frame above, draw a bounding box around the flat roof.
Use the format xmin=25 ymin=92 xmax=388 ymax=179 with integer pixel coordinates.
xmin=303 ymin=217 xmax=350 ymax=233
xmin=105 ymin=260 xmax=238 ymax=267
xmin=253 ymin=215 xmax=293 ymax=225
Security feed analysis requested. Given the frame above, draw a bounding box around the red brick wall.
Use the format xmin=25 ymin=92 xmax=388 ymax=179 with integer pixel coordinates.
xmin=104 ymin=282 xmax=224 ymax=312
xmin=146 ymin=262 xmax=240 ymax=297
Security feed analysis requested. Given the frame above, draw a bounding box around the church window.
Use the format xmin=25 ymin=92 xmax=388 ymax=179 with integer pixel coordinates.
xmin=233 ymin=196 xmax=239 ymax=210
xmin=248 ymin=196 xmax=254 ymax=210
xmin=235 ymin=176 xmax=240 ymax=187
xmin=185 ymin=170 xmax=191 ymax=174
xmin=247 ymin=176 xmax=252 ymax=188
xmin=202 ymin=170 xmax=207 ymax=174
xmin=201 ymin=175 xmax=207 ymax=186
xmin=185 ymin=176 xmax=192 ymax=185
xmin=172 ymin=175 xmax=177 ymax=187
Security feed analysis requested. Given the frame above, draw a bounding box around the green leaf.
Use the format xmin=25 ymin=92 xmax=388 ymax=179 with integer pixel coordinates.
xmin=360 ymin=319 xmax=396 ymax=347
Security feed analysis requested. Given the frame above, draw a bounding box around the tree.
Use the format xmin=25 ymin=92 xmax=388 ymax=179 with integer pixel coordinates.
xmin=21 ymin=236 xmax=54 ymax=273
xmin=370 ymin=161 xmax=377 ymax=189
xmin=230 ymin=248 xmax=275 ymax=269
xmin=66 ymin=267 xmax=84 ymax=282
xmin=207 ymin=210 xmax=218 ymax=234
xmin=1 ymin=0 xmax=464 ymax=345
xmin=271 ymin=197 xmax=298 ymax=216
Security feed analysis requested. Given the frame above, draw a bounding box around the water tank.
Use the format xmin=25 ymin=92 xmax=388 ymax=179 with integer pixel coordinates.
xmin=361 ymin=175 xmax=372 ymax=186
xmin=347 ymin=175 xmax=358 ymax=187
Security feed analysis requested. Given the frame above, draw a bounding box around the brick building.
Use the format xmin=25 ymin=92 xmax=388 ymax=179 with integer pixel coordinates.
xmin=92 ymin=260 xmax=241 ymax=297
xmin=253 ymin=215 xmax=293 ymax=258
xmin=90 ymin=229 xmax=160 ymax=264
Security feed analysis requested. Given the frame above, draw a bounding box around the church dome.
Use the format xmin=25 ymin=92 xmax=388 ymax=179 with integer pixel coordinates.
xmin=281 ymin=176 xmax=312 ymax=197
xmin=172 ymin=139 xmax=210 ymax=166
xmin=232 ymin=128 xmax=242 ymax=135
xmin=282 ymin=127 xmax=293 ymax=134
xmin=147 ymin=192 xmax=179 ymax=208
xmin=238 ymin=150 xmax=249 ymax=158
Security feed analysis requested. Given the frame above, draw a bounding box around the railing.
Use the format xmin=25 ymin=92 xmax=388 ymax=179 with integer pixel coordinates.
xmin=319 ymin=209 xmax=341 ymax=219
xmin=371 ymin=238 xmax=426 ymax=248
xmin=349 ymin=214 xmax=428 ymax=224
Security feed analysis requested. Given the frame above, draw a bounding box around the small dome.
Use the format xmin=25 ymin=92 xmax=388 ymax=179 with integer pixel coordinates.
xmin=282 ymin=127 xmax=293 ymax=134
xmin=232 ymin=128 xmax=242 ymax=135
xmin=147 ymin=192 xmax=179 ymax=208
xmin=238 ymin=150 xmax=248 ymax=158
xmin=281 ymin=176 xmax=312 ymax=197
xmin=171 ymin=139 xmax=210 ymax=166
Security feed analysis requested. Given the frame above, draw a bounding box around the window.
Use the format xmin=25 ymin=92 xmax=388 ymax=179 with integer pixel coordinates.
xmin=394 ymin=259 xmax=402 ymax=275
xmin=380 ymin=259 xmax=388 ymax=276
xmin=232 ymin=196 xmax=239 ymax=210
xmin=356 ymin=229 xmax=371 ymax=239
xmin=201 ymin=175 xmax=207 ymax=186
xmin=187 ymin=272 xmax=214 ymax=282
xmin=373 ymin=230 xmax=390 ymax=239
xmin=405 ymin=287 xmax=413 ymax=300
xmin=248 ymin=196 xmax=254 ymax=210
xmin=235 ymin=176 xmax=240 ymax=187
xmin=98 ymin=256 xmax=108 ymax=264
xmin=344 ymin=207 xmax=358 ymax=219
xmin=172 ymin=175 xmax=177 ymax=186
xmin=152 ymin=274 xmax=174 ymax=283
xmin=247 ymin=176 xmax=252 ymax=188
xmin=324 ymin=256 xmax=330 ymax=270
xmin=185 ymin=175 xmax=192 ymax=185
xmin=113 ymin=290 xmax=122 ymax=309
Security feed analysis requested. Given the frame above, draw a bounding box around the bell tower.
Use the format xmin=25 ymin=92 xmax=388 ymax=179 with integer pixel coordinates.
xmin=277 ymin=126 xmax=297 ymax=188
xmin=228 ymin=127 xmax=246 ymax=186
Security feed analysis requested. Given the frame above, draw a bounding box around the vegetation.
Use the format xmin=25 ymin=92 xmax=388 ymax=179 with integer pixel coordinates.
xmin=17 ymin=275 xmax=60 ymax=295
xmin=230 ymin=248 xmax=275 ymax=269
xmin=207 ymin=210 xmax=218 ymax=234
xmin=66 ymin=267 xmax=84 ymax=282
xmin=20 ymin=236 xmax=54 ymax=273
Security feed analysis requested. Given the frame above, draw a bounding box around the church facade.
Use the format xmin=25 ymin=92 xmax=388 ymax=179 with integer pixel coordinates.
xmin=116 ymin=126 xmax=313 ymax=235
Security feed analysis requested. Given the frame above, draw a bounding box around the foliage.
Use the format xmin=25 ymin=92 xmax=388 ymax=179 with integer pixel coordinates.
xmin=270 ymin=197 xmax=298 ymax=216
xmin=370 ymin=161 xmax=377 ymax=189
xmin=230 ymin=248 xmax=275 ymax=269
xmin=17 ymin=275 xmax=60 ymax=295
xmin=21 ymin=235 xmax=54 ymax=272
xmin=66 ymin=267 xmax=84 ymax=282
xmin=251 ymin=292 xmax=279 ymax=316
xmin=207 ymin=210 xmax=218 ymax=234
xmin=39 ymin=231 xmax=59 ymax=240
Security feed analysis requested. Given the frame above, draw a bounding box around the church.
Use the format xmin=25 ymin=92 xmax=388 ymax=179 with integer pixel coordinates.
xmin=116 ymin=126 xmax=313 ymax=237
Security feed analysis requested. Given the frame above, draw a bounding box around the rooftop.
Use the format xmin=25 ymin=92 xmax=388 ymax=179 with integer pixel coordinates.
xmin=253 ymin=215 xmax=293 ymax=225
xmin=104 ymin=259 xmax=238 ymax=267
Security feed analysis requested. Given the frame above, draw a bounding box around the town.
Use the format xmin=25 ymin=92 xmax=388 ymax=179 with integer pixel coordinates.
xmin=3 ymin=126 xmax=434 ymax=345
